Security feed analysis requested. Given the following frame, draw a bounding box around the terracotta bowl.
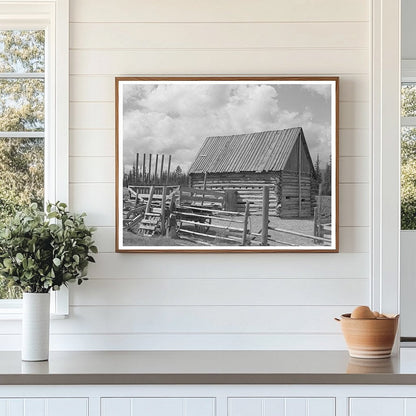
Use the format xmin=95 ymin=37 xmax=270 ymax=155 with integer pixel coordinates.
xmin=337 ymin=313 xmax=399 ymax=359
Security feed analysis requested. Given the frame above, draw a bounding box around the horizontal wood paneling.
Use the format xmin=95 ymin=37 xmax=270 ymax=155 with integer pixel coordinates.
xmin=86 ymin=253 xmax=369 ymax=279
xmin=91 ymin=227 xmax=115 ymax=253
xmin=339 ymin=227 xmax=369 ymax=253
xmin=69 ymin=101 xmax=368 ymax=130
xmin=70 ymin=103 xmax=114 ymax=129
xmin=339 ymin=102 xmax=369 ymax=129
xmin=56 ymin=305 xmax=352 ymax=334
xmin=69 ymin=183 xmax=114 ymax=226
xmin=69 ymin=75 xmax=369 ymax=103
xmin=70 ymin=49 xmax=368 ymax=75
xmin=70 ymin=22 xmax=368 ymax=50
xmin=0 ymin=333 xmax=347 ymax=350
xmin=339 ymin=184 xmax=369 ymax=227
xmin=69 ymin=0 xmax=369 ymax=23
xmin=339 ymin=157 xmax=369 ymax=183
xmin=69 ymin=157 xmax=114 ymax=183
xmin=60 ymin=0 xmax=372 ymax=351
xmin=91 ymin=225 xmax=369 ymax=254
xmin=0 ymin=305 xmax=354 ymax=335
xmin=339 ymin=129 xmax=369 ymax=157
xmin=70 ymin=278 xmax=368 ymax=306
xmin=69 ymin=129 xmax=114 ymax=157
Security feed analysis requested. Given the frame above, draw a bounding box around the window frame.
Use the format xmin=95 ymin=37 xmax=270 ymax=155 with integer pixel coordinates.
xmin=0 ymin=0 xmax=69 ymax=316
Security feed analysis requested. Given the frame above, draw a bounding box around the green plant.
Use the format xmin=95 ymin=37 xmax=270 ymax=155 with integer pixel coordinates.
xmin=0 ymin=202 xmax=97 ymax=293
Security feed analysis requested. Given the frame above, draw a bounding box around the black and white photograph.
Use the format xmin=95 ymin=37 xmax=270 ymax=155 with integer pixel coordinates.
xmin=116 ymin=77 xmax=338 ymax=252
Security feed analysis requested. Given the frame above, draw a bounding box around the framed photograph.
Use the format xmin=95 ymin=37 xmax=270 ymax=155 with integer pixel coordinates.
xmin=116 ymin=77 xmax=338 ymax=253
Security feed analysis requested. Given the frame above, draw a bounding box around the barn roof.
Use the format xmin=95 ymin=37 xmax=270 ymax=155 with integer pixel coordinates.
xmin=189 ymin=127 xmax=308 ymax=174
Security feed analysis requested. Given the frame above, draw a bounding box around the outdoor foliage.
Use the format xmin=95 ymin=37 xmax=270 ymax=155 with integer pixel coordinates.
xmin=401 ymin=127 xmax=416 ymax=229
xmin=0 ymin=202 xmax=97 ymax=294
xmin=313 ymin=154 xmax=332 ymax=196
xmin=401 ymin=84 xmax=416 ymax=229
xmin=0 ymin=30 xmax=45 ymax=298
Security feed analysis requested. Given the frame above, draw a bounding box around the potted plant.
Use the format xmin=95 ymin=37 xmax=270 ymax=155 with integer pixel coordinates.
xmin=0 ymin=202 xmax=97 ymax=361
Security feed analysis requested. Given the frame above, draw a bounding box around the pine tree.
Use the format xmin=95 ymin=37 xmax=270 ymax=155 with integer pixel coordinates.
xmin=0 ymin=30 xmax=45 ymax=222
xmin=321 ymin=156 xmax=332 ymax=196
xmin=314 ymin=154 xmax=322 ymax=184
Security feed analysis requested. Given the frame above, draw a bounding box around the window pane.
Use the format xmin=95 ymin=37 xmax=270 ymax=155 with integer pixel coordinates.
xmin=401 ymin=127 xmax=416 ymax=230
xmin=402 ymin=83 xmax=416 ymax=117
xmin=0 ymin=30 xmax=45 ymax=73
xmin=0 ymin=78 xmax=44 ymax=131
xmin=0 ymin=29 xmax=45 ymax=301
xmin=0 ymin=137 xmax=44 ymax=215
xmin=0 ymin=138 xmax=44 ymax=300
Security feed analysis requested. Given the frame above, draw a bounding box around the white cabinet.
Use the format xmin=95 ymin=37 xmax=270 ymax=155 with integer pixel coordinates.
xmin=228 ymin=397 xmax=335 ymax=416
xmin=349 ymin=398 xmax=416 ymax=416
xmin=0 ymin=398 xmax=88 ymax=416
xmin=101 ymin=398 xmax=215 ymax=416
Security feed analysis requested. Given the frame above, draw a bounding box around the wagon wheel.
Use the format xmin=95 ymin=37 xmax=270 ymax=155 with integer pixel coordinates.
xmin=194 ymin=211 xmax=212 ymax=233
xmin=174 ymin=209 xmax=186 ymax=234
xmin=126 ymin=206 xmax=145 ymax=220
xmin=124 ymin=206 xmax=146 ymax=233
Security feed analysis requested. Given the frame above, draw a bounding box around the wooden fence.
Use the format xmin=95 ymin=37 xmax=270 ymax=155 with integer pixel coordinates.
xmin=174 ymin=203 xmax=251 ymax=246
xmin=256 ymin=187 xmax=332 ymax=247
xmin=123 ymin=184 xmax=331 ymax=247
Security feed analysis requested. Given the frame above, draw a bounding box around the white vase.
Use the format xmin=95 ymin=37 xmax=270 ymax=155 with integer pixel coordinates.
xmin=22 ymin=292 xmax=50 ymax=361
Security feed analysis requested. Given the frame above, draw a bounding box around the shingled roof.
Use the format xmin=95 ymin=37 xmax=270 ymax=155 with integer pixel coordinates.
xmin=189 ymin=127 xmax=308 ymax=174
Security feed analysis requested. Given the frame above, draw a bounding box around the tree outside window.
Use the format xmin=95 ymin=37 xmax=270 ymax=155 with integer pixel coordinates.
xmin=401 ymin=84 xmax=416 ymax=230
xmin=0 ymin=30 xmax=45 ymax=299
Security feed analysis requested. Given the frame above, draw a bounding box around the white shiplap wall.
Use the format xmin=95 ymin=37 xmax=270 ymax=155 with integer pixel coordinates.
xmin=58 ymin=0 xmax=371 ymax=350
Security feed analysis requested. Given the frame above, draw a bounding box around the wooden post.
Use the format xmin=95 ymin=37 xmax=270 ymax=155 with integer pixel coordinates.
xmin=166 ymin=155 xmax=172 ymax=185
xmin=145 ymin=186 xmax=155 ymax=215
xmin=134 ymin=189 xmax=139 ymax=207
xmin=201 ymin=171 xmax=207 ymax=206
xmin=148 ymin=154 xmax=153 ymax=184
xmin=136 ymin=153 xmax=139 ymax=182
xmin=261 ymin=186 xmax=269 ymax=246
xmin=154 ymin=154 xmax=159 ymax=184
xmin=242 ymin=202 xmax=250 ymax=246
xmin=168 ymin=214 xmax=178 ymax=239
xmin=142 ymin=153 xmax=146 ymax=184
xmin=160 ymin=154 xmax=165 ymax=183
xmin=161 ymin=185 xmax=167 ymax=235
xmin=298 ymin=138 xmax=302 ymax=217
xmin=315 ymin=184 xmax=323 ymax=244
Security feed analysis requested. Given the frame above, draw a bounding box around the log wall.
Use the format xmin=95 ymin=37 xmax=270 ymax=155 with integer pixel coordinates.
xmin=280 ymin=171 xmax=314 ymax=218
xmin=190 ymin=171 xmax=316 ymax=217
xmin=190 ymin=172 xmax=278 ymax=213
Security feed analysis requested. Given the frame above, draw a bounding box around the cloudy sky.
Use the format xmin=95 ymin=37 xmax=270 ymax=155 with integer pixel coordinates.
xmin=121 ymin=81 xmax=333 ymax=173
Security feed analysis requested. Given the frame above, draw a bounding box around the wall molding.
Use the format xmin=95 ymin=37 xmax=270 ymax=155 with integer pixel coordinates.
xmin=371 ymin=0 xmax=401 ymax=315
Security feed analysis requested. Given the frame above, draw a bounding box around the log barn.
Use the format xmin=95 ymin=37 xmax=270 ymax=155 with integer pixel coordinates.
xmin=188 ymin=127 xmax=318 ymax=218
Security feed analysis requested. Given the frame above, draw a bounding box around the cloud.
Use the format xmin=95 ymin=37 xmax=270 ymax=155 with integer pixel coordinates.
xmin=122 ymin=83 xmax=332 ymax=172
xmin=301 ymin=84 xmax=331 ymax=101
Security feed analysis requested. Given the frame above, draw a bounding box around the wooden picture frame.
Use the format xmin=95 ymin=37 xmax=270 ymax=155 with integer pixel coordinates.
xmin=115 ymin=77 xmax=339 ymax=253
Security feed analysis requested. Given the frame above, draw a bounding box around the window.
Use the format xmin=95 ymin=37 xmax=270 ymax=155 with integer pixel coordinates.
xmin=0 ymin=0 xmax=68 ymax=314
xmin=401 ymin=80 xmax=416 ymax=229
xmin=0 ymin=29 xmax=45 ymax=300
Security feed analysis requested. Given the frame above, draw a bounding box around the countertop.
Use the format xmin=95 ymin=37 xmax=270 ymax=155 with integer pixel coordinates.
xmin=2 ymin=349 xmax=416 ymax=385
